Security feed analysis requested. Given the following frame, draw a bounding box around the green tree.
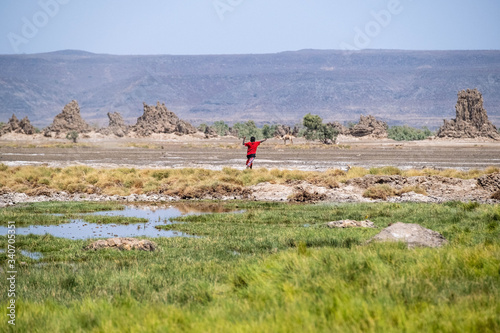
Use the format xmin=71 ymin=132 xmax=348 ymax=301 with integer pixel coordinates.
xmin=233 ymin=120 xmax=262 ymax=139
xmin=213 ymin=121 xmax=229 ymax=136
xmin=66 ymin=131 xmax=79 ymax=143
xmin=262 ymin=124 xmax=277 ymax=139
xmin=302 ymin=114 xmax=338 ymax=144
xmin=198 ymin=123 xmax=208 ymax=132
xmin=303 ymin=113 xmax=323 ymax=132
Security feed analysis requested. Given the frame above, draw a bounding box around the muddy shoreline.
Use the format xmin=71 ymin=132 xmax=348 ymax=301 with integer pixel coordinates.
xmin=1 ymin=135 xmax=500 ymax=171
xmin=1 ymin=135 xmax=500 ymax=206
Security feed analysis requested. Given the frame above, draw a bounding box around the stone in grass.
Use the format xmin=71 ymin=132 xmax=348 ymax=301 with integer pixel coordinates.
xmin=84 ymin=237 xmax=157 ymax=251
xmin=327 ymin=220 xmax=376 ymax=228
xmin=368 ymin=222 xmax=447 ymax=249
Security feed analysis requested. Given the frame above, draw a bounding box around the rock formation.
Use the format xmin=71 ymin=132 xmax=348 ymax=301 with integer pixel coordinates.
xmin=437 ymin=89 xmax=499 ymax=140
xmin=273 ymin=125 xmax=300 ymax=137
xmin=349 ymin=115 xmax=388 ymax=138
xmin=84 ymin=237 xmax=157 ymax=251
xmin=327 ymin=121 xmax=348 ymax=135
xmin=98 ymin=112 xmax=129 ymax=137
xmin=132 ymin=102 xmax=197 ymax=136
xmin=327 ymin=220 xmax=376 ymax=228
xmin=0 ymin=114 xmax=36 ymax=135
xmin=273 ymin=125 xmax=291 ymax=137
xmin=368 ymin=222 xmax=448 ymax=248
xmin=203 ymin=125 xmax=218 ymax=138
xmin=477 ymin=172 xmax=500 ymax=193
xmin=44 ymin=100 xmax=91 ymax=135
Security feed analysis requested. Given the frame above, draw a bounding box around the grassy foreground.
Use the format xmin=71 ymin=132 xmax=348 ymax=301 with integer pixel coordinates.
xmin=0 ymin=201 xmax=499 ymax=332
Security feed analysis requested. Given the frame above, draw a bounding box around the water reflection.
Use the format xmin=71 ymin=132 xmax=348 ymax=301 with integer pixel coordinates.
xmin=0 ymin=203 xmax=235 ymax=240
xmin=0 ymin=249 xmax=43 ymax=260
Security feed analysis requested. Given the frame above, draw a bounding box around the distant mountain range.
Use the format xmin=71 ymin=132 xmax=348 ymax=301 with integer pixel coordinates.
xmin=0 ymin=49 xmax=499 ymax=129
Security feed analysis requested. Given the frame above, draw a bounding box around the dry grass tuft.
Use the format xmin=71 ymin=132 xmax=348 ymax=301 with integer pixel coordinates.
xmin=0 ymin=164 xmax=497 ymax=198
xmin=396 ymin=185 xmax=428 ymax=196
xmin=363 ymin=184 xmax=396 ymax=200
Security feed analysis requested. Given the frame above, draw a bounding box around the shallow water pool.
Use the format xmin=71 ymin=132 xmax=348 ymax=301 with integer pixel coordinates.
xmin=0 ymin=203 xmax=235 ymax=240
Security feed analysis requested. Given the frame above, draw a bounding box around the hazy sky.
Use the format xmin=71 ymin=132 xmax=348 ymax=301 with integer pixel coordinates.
xmin=0 ymin=0 xmax=499 ymax=55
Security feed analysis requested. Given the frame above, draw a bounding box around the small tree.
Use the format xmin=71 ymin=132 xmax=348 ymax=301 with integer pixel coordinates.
xmin=232 ymin=120 xmax=262 ymax=139
xmin=213 ymin=120 xmax=229 ymax=136
xmin=198 ymin=123 xmax=208 ymax=132
xmin=302 ymin=113 xmax=338 ymax=144
xmin=318 ymin=124 xmax=338 ymax=144
xmin=66 ymin=131 xmax=79 ymax=143
xmin=262 ymin=124 xmax=277 ymax=138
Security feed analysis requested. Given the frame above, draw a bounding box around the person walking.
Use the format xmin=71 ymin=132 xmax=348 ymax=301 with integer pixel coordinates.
xmin=242 ymin=136 xmax=267 ymax=169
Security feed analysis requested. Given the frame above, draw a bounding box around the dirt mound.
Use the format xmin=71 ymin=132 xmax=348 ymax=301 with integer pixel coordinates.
xmin=0 ymin=114 xmax=36 ymax=136
xmin=437 ymin=89 xmax=500 ymax=140
xmin=288 ymin=185 xmax=327 ymax=202
xmin=84 ymin=237 xmax=157 ymax=251
xmin=368 ymin=222 xmax=448 ymax=248
xmin=349 ymin=115 xmax=388 ymax=138
xmin=158 ymin=182 xmax=250 ymax=199
xmin=346 ymin=175 xmax=485 ymax=201
xmin=98 ymin=112 xmax=129 ymax=137
xmin=44 ymin=100 xmax=91 ymax=135
xmin=346 ymin=175 xmax=404 ymax=189
xmin=132 ymin=102 xmax=197 ymax=136
xmin=477 ymin=173 xmax=500 ymax=192
xmin=327 ymin=220 xmax=376 ymax=228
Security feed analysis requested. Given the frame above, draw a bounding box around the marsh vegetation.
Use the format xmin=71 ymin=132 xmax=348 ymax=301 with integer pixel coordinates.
xmin=0 ymin=200 xmax=499 ymax=332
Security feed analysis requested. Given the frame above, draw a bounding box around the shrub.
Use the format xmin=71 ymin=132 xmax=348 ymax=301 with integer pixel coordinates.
xmin=232 ymin=120 xmax=262 ymax=139
xmin=363 ymin=184 xmax=396 ymax=200
xmin=66 ymin=131 xmax=79 ymax=143
xmin=213 ymin=121 xmax=229 ymax=136
xmin=302 ymin=113 xmax=338 ymax=144
xmin=388 ymin=125 xmax=433 ymax=141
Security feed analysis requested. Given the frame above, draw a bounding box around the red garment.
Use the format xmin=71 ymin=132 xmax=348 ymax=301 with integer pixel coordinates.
xmin=244 ymin=141 xmax=261 ymax=155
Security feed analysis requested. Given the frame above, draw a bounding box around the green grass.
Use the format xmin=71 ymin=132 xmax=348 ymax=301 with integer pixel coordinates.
xmin=0 ymin=201 xmax=499 ymax=332
xmin=77 ymin=215 xmax=149 ymax=224
xmin=0 ymin=202 xmax=124 ymax=226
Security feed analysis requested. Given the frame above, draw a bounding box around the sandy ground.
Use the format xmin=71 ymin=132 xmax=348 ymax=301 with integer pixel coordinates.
xmin=1 ymin=133 xmax=499 ymax=205
xmin=1 ymin=133 xmax=500 ymax=171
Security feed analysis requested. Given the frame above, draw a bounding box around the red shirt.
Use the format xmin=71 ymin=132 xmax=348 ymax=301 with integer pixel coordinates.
xmin=245 ymin=141 xmax=261 ymax=155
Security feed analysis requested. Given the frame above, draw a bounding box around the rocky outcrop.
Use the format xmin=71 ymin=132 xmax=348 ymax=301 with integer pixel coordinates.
xmin=132 ymin=102 xmax=197 ymax=136
xmin=84 ymin=237 xmax=157 ymax=251
xmin=273 ymin=125 xmax=300 ymax=137
xmin=327 ymin=220 xmax=376 ymax=228
xmin=203 ymin=126 xmax=218 ymax=138
xmin=368 ymin=222 xmax=448 ymax=248
xmin=348 ymin=115 xmax=388 ymax=138
xmin=437 ymin=89 xmax=499 ymax=140
xmin=0 ymin=114 xmax=36 ymax=135
xmin=98 ymin=112 xmax=129 ymax=137
xmin=44 ymin=100 xmax=91 ymax=135
xmin=273 ymin=125 xmax=291 ymax=137
xmin=477 ymin=173 xmax=500 ymax=193
xmin=327 ymin=121 xmax=348 ymax=135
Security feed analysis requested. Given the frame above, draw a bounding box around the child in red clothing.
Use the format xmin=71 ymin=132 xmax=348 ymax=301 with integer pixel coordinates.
xmin=242 ymin=136 xmax=267 ymax=169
